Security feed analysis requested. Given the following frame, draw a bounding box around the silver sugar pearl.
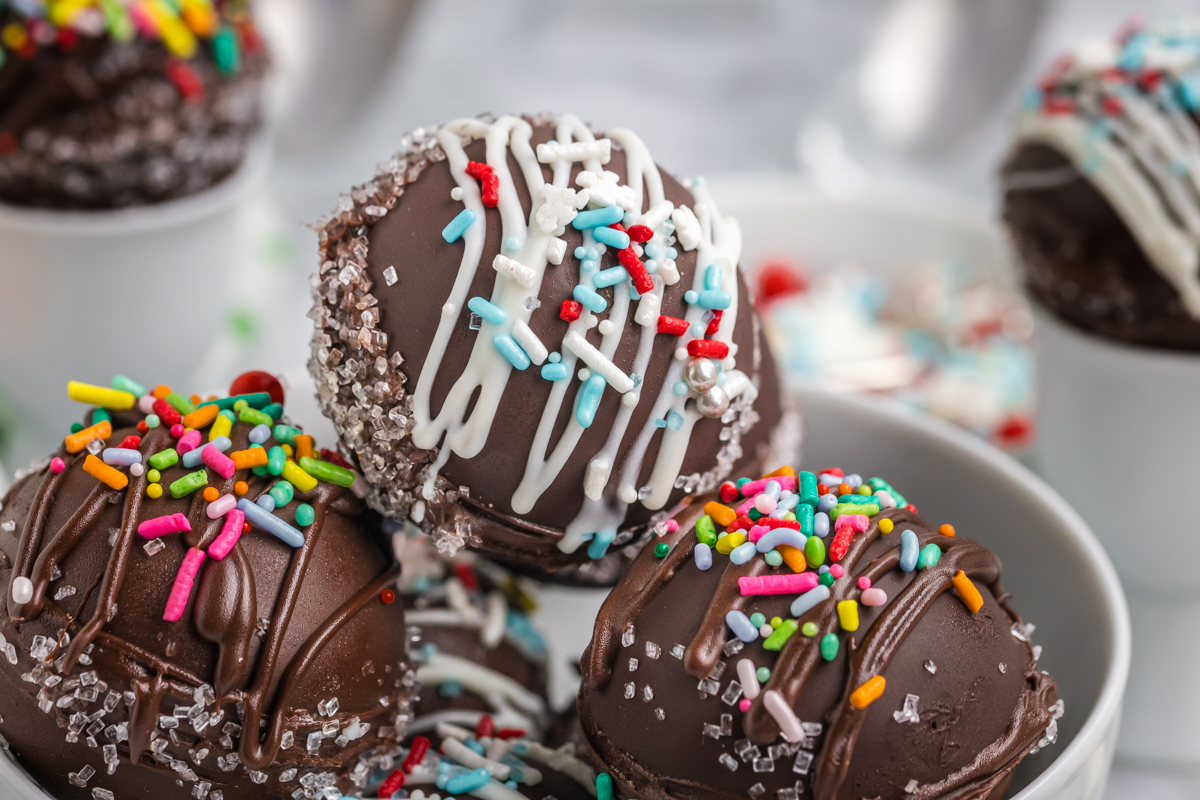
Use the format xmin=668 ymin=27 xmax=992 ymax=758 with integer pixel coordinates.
xmin=695 ymin=385 xmax=730 ymax=418
xmin=682 ymin=356 xmax=719 ymax=393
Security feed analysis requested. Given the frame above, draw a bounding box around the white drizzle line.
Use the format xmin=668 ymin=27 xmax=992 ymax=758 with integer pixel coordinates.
xmin=415 ymin=652 xmax=547 ymax=734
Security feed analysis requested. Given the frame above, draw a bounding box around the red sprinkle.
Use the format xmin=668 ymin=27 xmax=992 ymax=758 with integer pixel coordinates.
xmin=229 ymin=370 xmax=285 ymax=405
xmin=758 ymin=518 xmax=800 ymax=530
xmin=0 ymin=132 xmax=17 ymax=155
xmin=816 ymin=483 xmax=829 ymax=496
xmin=904 ymin=504 xmax=918 ymax=514
xmin=402 ymin=736 xmax=431 ymax=772
xmin=1042 ymin=95 xmax=1076 ymax=115
xmin=755 ymin=260 xmax=808 ymax=305
xmin=465 ymin=161 xmax=499 ymax=208
xmin=242 ymin=521 xmax=252 ymax=534
xmin=318 ymin=448 xmax=353 ymax=469
xmin=1101 ymin=94 xmax=1124 ymax=116
xmin=378 ymin=769 xmax=406 ymax=799
xmin=380 ymin=589 xmax=396 ymax=604
xmin=830 ymin=528 xmax=854 ymax=561
xmin=617 ymin=247 xmax=654 ymax=294
xmin=118 ymin=435 xmax=142 ymax=451
xmin=496 ymin=728 xmax=528 ymax=740
xmin=152 ymin=398 xmax=182 ymax=426
xmin=726 ymin=515 xmax=753 ymax=533
xmin=705 ymin=309 xmax=723 ymax=336
xmin=164 ymin=59 xmax=205 ymax=103
xmin=627 ymin=224 xmax=654 ymax=243
xmin=657 ymin=315 xmax=689 ymax=336
xmin=560 ymin=299 xmax=582 ymax=322
xmin=56 ymin=27 xmax=78 ymax=49
xmin=687 ymin=339 xmax=729 ymax=359
xmin=454 ymin=562 xmax=480 ymax=593
xmin=475 ymin=715 xmax=496 ymax=739
xmin=820 ymin=468 xmax=844 ymax=479
xmin=719 ymin=481 xmax=739 ymax=503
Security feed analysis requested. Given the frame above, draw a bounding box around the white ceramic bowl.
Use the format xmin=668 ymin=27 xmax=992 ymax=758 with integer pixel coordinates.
xmin=0 ymin=141 xmax=269 ymax=469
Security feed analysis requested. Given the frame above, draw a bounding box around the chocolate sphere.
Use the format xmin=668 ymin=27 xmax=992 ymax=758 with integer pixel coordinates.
xmin=578 ymin=467 xmax=1060 ymax=800
xmin=0 ymin=391 xmax=412 ymax=800
xmin=309 ymin=112 xmax=794 ymax=582
xmin=1002 ymin=18 xmax=1200 ymax=350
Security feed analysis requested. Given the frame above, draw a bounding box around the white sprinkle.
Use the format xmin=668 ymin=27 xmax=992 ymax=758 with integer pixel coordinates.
xmin=537 ymin=138 xmax=612 ymax=165
xmin=492 ymin=254 xmax=537 ymax=289
xmin=450 ymin=187 xmax=464 ymax=201
xmin=511 ymin=319 xmax=549 ymax=365
xmin=562 ymin=330 xmax=635 ymax=392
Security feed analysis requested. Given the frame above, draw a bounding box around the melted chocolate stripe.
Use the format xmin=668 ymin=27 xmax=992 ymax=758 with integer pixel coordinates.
xmin=684 ymin=557 xmax=768 ymax=681
xmin=19 ymin=482 xmax=112 ymax=619
xmin=6 ymin=454 xmax=74 ymax=619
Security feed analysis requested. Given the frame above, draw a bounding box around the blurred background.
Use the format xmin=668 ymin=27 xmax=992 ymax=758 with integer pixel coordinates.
xmin=0 ymin=2 xmax=1194 ymax=795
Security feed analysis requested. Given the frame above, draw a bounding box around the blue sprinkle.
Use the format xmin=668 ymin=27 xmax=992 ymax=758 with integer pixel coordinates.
xmin=672 ymin=381 xmax=689 ymax=396
xmin=694 ymin=543 xmax=713 ymax=571
xmin=593 ymin=225 xmax=630 ymax=249
xmin=814 ymin=511 xmax=830 ymax=538
xmin=764 ymin=480 xmax=781 ymax=500
xmin=690 ymin=321 xmax=706 ymax=338
xmin=730 ymin=541 xmax=757 ymax=565
xmin=248 ymin=424 xmax=271 ymax=444
xmin=576 ymin=374 xmax=606 ymax=428
xmin=1180 ymin=72 xmax=1200 ymax=111
xmin=506 ymin=609 xmax=548 ymax=656
xmin=726 ymin=609 xmax=758 ymax=642
xmin=1022 ymin=87 xmax=1042 ymax=111
xmin=623 ymin=209 xmax=637 ymax=225
xmin=697 ymin=289 xmax=731 ymax=310
xmin=587 ymin=529 xmax=616 ymax=560
xmin=440 ymin=680 xmax=463 ymax=697
xmin=593 ymin=266 xmax=629 ymax=288
xmin=420 ymin=642 xmax=438 ymax=660
xmin=790 ymin=585 xmax=830 ymax=617
xmin=845 ymin=473 xmax=863 ymax=488
xmin=817 ymin=493 xmax=838 ymax=513
xmin=666 ymin=247 xmax=678 ymax=259
xmin=756 ymin=529 xmax=806 ymax=553
xmin=465 ymin=739 xmax=485 ymax=755
xmin=467 ymin=296 xmax=506 ymax=326
xmin=586 ymin=248 xmax=599 ymax=261
xmin=581 ymin=259 xmax=599 ymax=273
xmin=654 ymin=419 xmax=667 ymax=428
xmin=256 ymin=494 xmax=275 ymax=512
xmin=573 ymin=284 xmax=607 ymax=313
xmin=442 ymin=208 xmax=477 ymax=243
xmin=541 ymin=362 xmax=570 ymax=381
xmin=182 ymin=436 xmax=231 ymax=468
xmin=704 ymin=263 xmax=723 ymax=290
xmin=505 ymin=236 xmax=523 ymax=251
xmin=574 ymin=246 xmax=588 ymax=260
xmin=494 ymin=335 xmax=531 ymax=370
xmin=549 ymin=352 xmax=561 ymax=363
xmin=238 ymin=498 xmax=304 ymax=548
xmin=628 ymin=283 xmax=641 ymax=300
xmin=666 ymin=411 xmax=684 ymax=431
xmin=818 ymin=565 xmax=830 ymax=574
xmin=644 ymin=259 xmax=659 ymax=274
xmin=644 ymin=242 xmax=660 ymax=258
xmin=899 ymin=529 xmax=919 ymax=572
xmin=684 ymin=290 xmax=699 ymax=305
xmin=573 ymin=206 xmax=624 ymax=230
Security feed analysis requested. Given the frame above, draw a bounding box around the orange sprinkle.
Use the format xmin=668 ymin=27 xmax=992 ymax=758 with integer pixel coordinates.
xmin=230 ymin=448 xmax=268 ymax=470
xmin=234 ymin=481 xmax=249 ymax=496
xmin=152 ymin=385 xmax=172 ymax=400
xmin=294 ymin=434 xmax=314 ymax=461
xmin=952 ymin=570 xmax=984 ymax=614
xmin=762 ymin=465 xmax=796 ymax=479
xmin=203 ymin=486 xmax=219 ymax=502
xmin=205 ymin=394 xmax=218 ymax=401
xmin=938 ymin=523 xmax=956 ymax=537
xmin=838 ymin=483 xmax=853 ymax=496
xmin=83 ymin=454 xmax=128 ymax=491
xmin=181 ymin=403 xmax=219 ymax=430
xmin=704 ymin=501 xmax=737 ymax=528
xmin=778 ymin=544 xmax=806 ymax=573
xmin=189 ymin=394 xmax=202 ymax=406
xmin=849 ymin=676 xmax=886 ymax=709
xmin=65 ymin=420 xmax=112 ymax=454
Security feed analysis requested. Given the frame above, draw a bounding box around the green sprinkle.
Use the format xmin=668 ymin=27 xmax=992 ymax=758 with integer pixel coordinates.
xmin=148 ymin=449 xmax=179 ymax=470
xmin=770 ymin=616 xmax=782 ymax=628
xmin=820 ymin=633 xmax=839 ymax=661
xmin=748 ymin=507 xmax=762 ymax=522
xmin=763 ymin=619 xmax=798 ymax=651
xmin=298 ymin=456 xmax=355 ymax=488
xmin=233 ymin=399 xmax=248 ymax=413
xmin=868 ymin=477 xmax=906 ymax=507
xmin=91 ymin=409 xmax=111 ymax=424
xmin=801 ymin=622 xmax=818 ymax=637
xmin=269 ymin=481 xmax=294 ymax=507
xmin=798 ymin=470 xmax=818 ymax=507
xmin=212 ymin=25 xmax=240 ymax=74
xmin=695 ymin=514 xmax=717 ymax=546
xmin=830 ymin=502 xmax=879 ymax=520
xmin=239 ymin=407 xmax=273 ymax=427
xmin=165 ymin=392 xmax=194 ymax=416
xmin=783 ymin=512 xmax=796 ymax=521
xmin=295 ymin=503 xmax=315 ymax=527
xmin=147 ymin=469 xmax=161 ymax=483
xmin=69 ymin=422 xmax=83 ymax=434
xmin=756 ymin=666 xmax=771 ymax=683
xmin=654 ymin=542 xmax=669 ymax=558
xmin=597 ymin=773 xmax=614 ymax=800
xmin=267 ymin=446 xmax=286 ymax=476
xmin=804 ymin=535 xmax=825 ymax=569
xmin=764 ymin=550 xmax=783 ymax=567
xmin=794 ymin=503 xmax=814 ymax=536
xmin=262 ymin=403 xmax=284 ymax=420
xmin=736 ymin=477 xmax=751 ymax=490
xmin=749 ymin=612 xmax=766 ymax=628
xmin=273 ymin=424 xmax=301 ymax=445
xmin=198 ymin=393 xmax=272 ymax=411
xmin=111 ymin=375 xmax=146 ymax=397
xmin=145 ymin=414 xmax=160 ymax=429
xmin=837 ymin=494 xmax=876 ymax=505
xmin=818 ymin=571 xmax=835 ymax=587
xmin=169 ymin=470 xmax=208 ymax=499
xmin=917 ymin=543 xmax=942 ymax=570
xmin=218 ymin=409 xmax=236 ymax=423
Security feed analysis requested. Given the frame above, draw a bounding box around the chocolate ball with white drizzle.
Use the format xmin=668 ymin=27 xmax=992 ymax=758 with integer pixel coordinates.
xmin=309 ymin=112 xmax=793 ymax=583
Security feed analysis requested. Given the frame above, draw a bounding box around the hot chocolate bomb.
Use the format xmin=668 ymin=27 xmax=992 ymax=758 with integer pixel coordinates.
xmin=0 ymin=379 xmax=412 ymax=800
xmin=309 ymin=112 xmax=790 ymax=580
xmin=578 ymin=467 xmax=1061 ymax=800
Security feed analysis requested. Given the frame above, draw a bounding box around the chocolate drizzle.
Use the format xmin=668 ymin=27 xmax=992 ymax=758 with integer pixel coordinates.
xmin=582 ymin=496 xmax=1058 ymax=800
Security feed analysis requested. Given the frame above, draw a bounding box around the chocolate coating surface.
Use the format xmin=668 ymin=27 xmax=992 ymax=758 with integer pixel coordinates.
xmin=0 ymin=412 xmax=411 ymax=799
xmin=1003 ymin=143 xmax=1200 ymax=350
xmin=578 ymin=493 xmax=1058 ymax=800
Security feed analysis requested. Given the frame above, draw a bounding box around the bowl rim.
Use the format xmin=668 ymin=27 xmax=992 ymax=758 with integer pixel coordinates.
xmin=792 ymin=382 xmax=1131 ymax=799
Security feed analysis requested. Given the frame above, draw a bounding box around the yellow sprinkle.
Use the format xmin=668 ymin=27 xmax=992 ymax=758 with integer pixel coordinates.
xmin=849 ymin=676 xmax=886 ymax=709
xmin=149 ymin=0 xmax=198 ymax=58
xmin=146 ymin=483 xmax=163 ymax=499
xmin=715 ymin=531 xmax=746 ymax=555
xmin=281 ymin=443 xmax=294 ymax=457
xmin=49 ymin=0 xmax=92 ymax=26
xmin=837 ymin=599 xmax=859 ymax=632
xmin=209 ymin=413 xmax=232 ymax=442
xmin=281 ymin=460 xmax=317 ymax=493
xmin=952 ymin=570 xmax=984 ymax=614
xmin=65 ymin=420 xmax=113 ymax=454
xmin=67 ymin=381 xmax=135 ymax=410
xmin=878 ymin=518 xmax=894 ymax=534
xmin=704 ymin=501 xmax=737 ymax=528
xmin=83 ymin=454 xmax=128 ymax=491
xmin=181 ymin=404 xmax=220 ymax=430
xmin=1 ymin=23 xmax=28 ymax=49
xmin=778 ymin=544 xmax=806 ymax=573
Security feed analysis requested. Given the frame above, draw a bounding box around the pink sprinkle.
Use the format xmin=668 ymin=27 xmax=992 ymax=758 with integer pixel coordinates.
xmin=830 ymin=564 xmax=844 ymax=578
xmin=50 ymin=457 xmax=65 ymax=474
xmin=862 ymin=587 xmax=888 ymax=607
xmin=763 ymin=689 xmax=804 ymax=743
xmin=665 ymin=519 xmax=679 ymax=533
xmin=740 ymin=476 xmax=797 ymax=498
xmin=170 ymin=423 xmax=185 ymax=438
xmin=836 ymin=514 xmax=869 ymax=531
xmin=747 ymin=524 xmax=770 ymax=543
xmin=857 ymin=576 xmax=872 ymax=590
xmin=176 ymin=429 xmax=202 ymax=455
xmin=207 ymin=509 xmax=245 ymax=561
xmin=736 ymin=497 xmax=755 ymax=516
xmin=739 ymin=572 xmax=818 ymax=597
xmin=205 ymin=493 xmax=238 ymax=520
xmin=137 ymin=513 xmax=191 ymax=539
xmin=200 ymin=444 xmax=235 ymax=479
xmin=739 ymin=698 xmax=752 ymax=712
xmin=163 ymin=547 xmax=206 ymax=622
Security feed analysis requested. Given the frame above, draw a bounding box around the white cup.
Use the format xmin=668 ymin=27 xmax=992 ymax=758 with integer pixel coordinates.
xmin=1035 ymin=308 xmax=1200 ymax=765
xmin=0 ymin=141 xmax=268 ymax=467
